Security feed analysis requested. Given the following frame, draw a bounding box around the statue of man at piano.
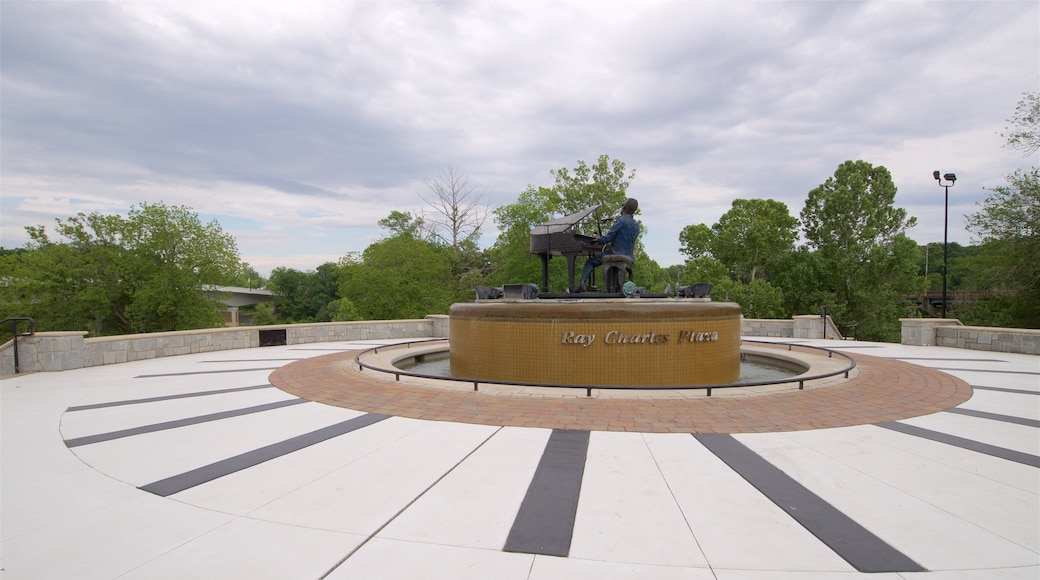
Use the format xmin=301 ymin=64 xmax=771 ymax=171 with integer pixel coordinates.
xmin=575 ymin=198 xmax=640 ymax=292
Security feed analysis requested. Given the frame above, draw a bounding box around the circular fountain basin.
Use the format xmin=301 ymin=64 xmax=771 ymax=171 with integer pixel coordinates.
xmin=449 ymin=299 xmax=742 ymax=387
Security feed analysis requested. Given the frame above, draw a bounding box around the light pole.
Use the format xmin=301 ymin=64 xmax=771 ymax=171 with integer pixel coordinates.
xmin=932 ymin=171 xmax=956 ymax=318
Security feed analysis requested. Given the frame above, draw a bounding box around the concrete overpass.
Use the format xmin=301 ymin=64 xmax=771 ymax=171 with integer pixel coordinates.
xmin=204 ymin=285 xmax=274 ymax=326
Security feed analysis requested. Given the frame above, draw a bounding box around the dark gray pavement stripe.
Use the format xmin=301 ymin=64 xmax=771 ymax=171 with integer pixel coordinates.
xmin=140 ymin=413 xmax=391 ymax=497
xmin=135 ymin=367 xmax=282 ymax=378
xmin=64 ymin=399 xmax=308 ymax=447
xmin=935 ymin=367 xmax=1040 ymax=376
xmin=66 ymin=384 xmax=275 ymax=411
xmin=878 ymin=422 xmax=1040 ymax=468
xmin=695 ymin=433 xmax=925 ymax=574
xmin=503 ymin=429 xmax=590 ymax=557
xmin=972 ymin=385 xmax=1040 ymax=396
xmin=946 ymin=407 xmax=1040 ymax=428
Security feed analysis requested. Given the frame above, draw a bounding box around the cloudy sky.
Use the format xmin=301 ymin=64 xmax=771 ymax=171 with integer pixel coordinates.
xmin=2 ymin=1 xmax=1037 ymax=276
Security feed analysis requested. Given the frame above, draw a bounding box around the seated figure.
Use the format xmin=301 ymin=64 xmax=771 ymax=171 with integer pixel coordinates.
xmin=576 ymin=198 xmax=640 ymax=292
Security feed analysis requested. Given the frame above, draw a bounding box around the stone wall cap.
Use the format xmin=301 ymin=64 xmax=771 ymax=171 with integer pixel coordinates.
xmin=950 ymin=325 xmax=1040 ymax=335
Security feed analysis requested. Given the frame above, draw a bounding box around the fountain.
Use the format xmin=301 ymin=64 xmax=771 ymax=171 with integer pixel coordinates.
xmin=450 ymin=296 xmax=742 ymax=387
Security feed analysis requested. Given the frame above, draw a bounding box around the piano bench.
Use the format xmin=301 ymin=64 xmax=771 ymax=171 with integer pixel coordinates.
xmin=602 ymin=255 xmax=634 ymax=294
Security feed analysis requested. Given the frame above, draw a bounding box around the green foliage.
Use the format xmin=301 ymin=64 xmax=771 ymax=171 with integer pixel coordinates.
xmin=917 ymin=242 xmax=974 ymax=292
xmin=486 ymin=156 xmax=636 ymax=292
xmin=799 ymin=160 xmax=923 ymax=341
xmin=250 ymin=302 xmax=279 ymax=326
xmin=678 ymin=223 xmax=712 ymax=261
xmin=630 ymin=256 xmax=672 ymax=293
xmin=266 ymin=263 xmax=341 ymax=323
xmin=485 ymin=186 xmax=557 ymax=289
xmin=711 ymin=199 xmax=798 ymax=283
xmin=549 ymin=154 xmax=635 ymax=224
xmin=378 ymin=210 xmax=425 ymax=239
xmin=711 ymin=279 xmax=788 ymax=319
xmin=224 ymin=264 xmax=265 ymax=289
xmin=339 ymin=235 xmax=461 ymax=320
xmin=965 ymin=167 xmax=1040 ymax=327
xmin=948 ymin=294 xmax=1018 ymax=328
xmin=680 ymin=256 xmax=730 ymax=287
xmin=0 ymin=202 xmax=242 ymax=335
xmin=770 ymin=247 xmax=839 ymax=318
xmin=332 ymin=297 xmax=362 ymax=322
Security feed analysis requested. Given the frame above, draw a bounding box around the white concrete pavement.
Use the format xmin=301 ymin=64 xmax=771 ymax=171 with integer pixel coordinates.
xmin=1 ymin=339 xmax=1037 ymax=579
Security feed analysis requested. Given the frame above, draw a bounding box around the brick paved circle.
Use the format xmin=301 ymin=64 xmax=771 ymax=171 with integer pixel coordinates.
xmin=269 ymin=345 xmax=973 ymax=433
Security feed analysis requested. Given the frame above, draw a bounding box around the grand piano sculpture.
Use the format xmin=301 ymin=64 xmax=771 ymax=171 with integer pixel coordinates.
xmin=529 ymin=204 xmax=608 ymax=293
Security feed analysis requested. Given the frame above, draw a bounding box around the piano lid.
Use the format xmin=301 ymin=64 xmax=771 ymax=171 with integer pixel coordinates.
xmin=530 ymin=204 xmax=601 ymax=235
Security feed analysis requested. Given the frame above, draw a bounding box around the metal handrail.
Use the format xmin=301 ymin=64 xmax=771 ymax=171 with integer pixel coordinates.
xmin=1 ymin=317 xmax=36 ymax=374
xmin=354 ymin=338 xmax=857 ymax=397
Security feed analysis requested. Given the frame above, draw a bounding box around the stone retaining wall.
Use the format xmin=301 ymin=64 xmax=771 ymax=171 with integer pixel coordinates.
xmin=935 ymin=325 xmax=1040 ymax=354
xmin=741 ymin=316 xmax=843 ymax=340
xmin=10 ymin=313 xmax=1032 ymax=375
xmin=900 ymin=318 xmax=1039 ymax=354
xmin=741 ymin=318 xmax=793 ymax=338
xmin=1 ymin=318 xmax=441 ymax=375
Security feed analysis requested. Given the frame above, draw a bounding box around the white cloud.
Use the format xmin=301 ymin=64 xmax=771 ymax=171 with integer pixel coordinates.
xmin=2 ymin=0 xmax=1036 ymax=274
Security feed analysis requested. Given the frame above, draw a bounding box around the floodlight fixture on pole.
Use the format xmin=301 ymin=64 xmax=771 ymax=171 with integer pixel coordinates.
xmin=933 ymin=171 xmax=956 ymax=318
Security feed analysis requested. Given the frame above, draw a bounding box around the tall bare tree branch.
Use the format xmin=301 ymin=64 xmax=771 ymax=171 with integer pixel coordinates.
xmin=418 ymin=165 xmax=489 ymax=252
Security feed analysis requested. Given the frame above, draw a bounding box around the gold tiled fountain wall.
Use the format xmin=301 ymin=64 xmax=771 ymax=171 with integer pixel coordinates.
xmin=449 ymin=300 xmax=741 ymax=386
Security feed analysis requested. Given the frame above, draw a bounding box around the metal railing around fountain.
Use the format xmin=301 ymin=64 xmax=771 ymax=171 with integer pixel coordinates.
xmin=353 ymin=338 xmax=857 ymax=397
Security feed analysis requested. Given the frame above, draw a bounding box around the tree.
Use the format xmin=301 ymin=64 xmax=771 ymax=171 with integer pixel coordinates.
xmin=337 ymin=214 xmax=467 ymax=320
xmin=223 ymin=264 xmax=265 ymax=289
xmin=965 ymin=167 xmax=1040 ymax=326
xmin=710 ymin=199 xmax=798 ymax=283
xmin=339 ymin=235 xmax=458 ymax=320
xmin=800 ymin=160 xmax=925 ymax=341
xmin=548 ymin=155 xmax=636 ymax=225
xmin=266 ymin=263 xmax=341 ymax=323
xmin=485 ymin=155 xmax=638 ymax=291
xmin=0 ymin=202 xmax=242 ymax=335
xmin=712 ymin=278 xmax=788 ymax=319
xmin=417 ymin=166 xmax=493 ymax=299
xmin=484 ymin=185 xmax=559 ymax=288
xmin=918 ymin=242 xmax=972 ymax=293
xmin=678 ymin=223 xmax=712 ymax=261
xmin=1001 ymin=91 xmax=1040 ymax=157
xmin=771 ymin=247 xmax=837 ymax=318
xmin=418 ymin=165 xmax=489 ymax=253
xmin=378 ymin=210 xmax=426 ymax=239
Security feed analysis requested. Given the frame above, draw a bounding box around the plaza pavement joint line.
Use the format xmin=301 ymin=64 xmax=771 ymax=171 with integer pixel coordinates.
xmin=319 ymin=426 xmax=504 ymax=579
